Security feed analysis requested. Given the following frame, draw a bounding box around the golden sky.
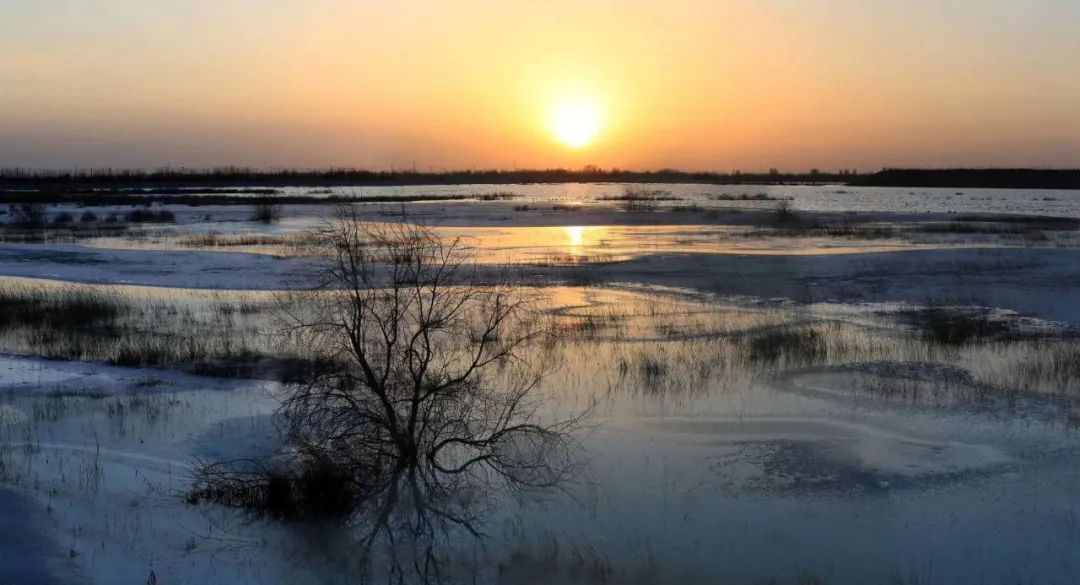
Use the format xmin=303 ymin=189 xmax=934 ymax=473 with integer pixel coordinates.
xmin=2 ymin=0 xmax=1078 ymax=170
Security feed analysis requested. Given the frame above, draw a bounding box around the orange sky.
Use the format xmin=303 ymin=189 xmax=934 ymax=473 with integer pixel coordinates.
xmin=2 ymin=0 xmax=1078 ymax=170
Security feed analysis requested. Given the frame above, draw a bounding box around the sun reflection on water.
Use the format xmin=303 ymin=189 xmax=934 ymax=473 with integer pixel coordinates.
xmin=565 ymin=226 xmax=585 ymax=249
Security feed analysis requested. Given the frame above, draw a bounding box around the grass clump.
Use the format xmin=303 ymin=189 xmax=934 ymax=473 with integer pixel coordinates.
xmin=603 ymin=185 xmax=679 ymax=212
xmin=0 ymin=286 xmax=122 ymax=332
xmin=0 ymin=284 xmax=289 ymax=379
xmin=6 ymin=202 xmax=47 ymax=228
xmin=770 ymin=200 xmax=803 ymax=226
xmin=250 ymin=200 xmax=283 ymax=223
xmin=124 ymin=208 xmax=175 ymax=223
xmin=917 ymin=307 xmax=1009 ymax=345
xmin=176 ymin=231 xmax=317 ymax=256
xmin=188 ymin=455 xmax=359 ymax=521
xmin=477 ymin=191 xmax=518 ymax=201
xmin=744 ymin=327 xmax=826 ymax=363
xmin=709 ymin=192 xmax=785 ymax=202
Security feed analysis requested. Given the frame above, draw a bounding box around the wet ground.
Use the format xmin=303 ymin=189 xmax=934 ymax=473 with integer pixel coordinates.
xmin=2 ymin=187 xmax=1080 ymax=583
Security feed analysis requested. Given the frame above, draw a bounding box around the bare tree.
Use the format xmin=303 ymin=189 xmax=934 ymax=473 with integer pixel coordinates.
xmin=191 ymin=207 xmax=581 ymax=582
xmin=279 ymin=206 xmax=573 ymax=478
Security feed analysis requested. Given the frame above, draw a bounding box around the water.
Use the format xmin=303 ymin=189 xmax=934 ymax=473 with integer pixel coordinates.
xmin=5 ymin=287 xmax=1079 ymax=583
xmin=260 ymin=183 xmax=1080 ymax=217
xmin=5 ymin=189 xmax=1080 ymax=583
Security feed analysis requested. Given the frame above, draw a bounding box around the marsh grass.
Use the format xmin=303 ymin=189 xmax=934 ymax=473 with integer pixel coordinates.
xmin=76 ymin=230 xmax=321 ymax=257
xmin=0 ymin=286 xmax=122 ymax=331
xmin=0 ymin=224 xmax=134 ymax=243
xmin=477 ymin=191 xmax=518 ymax=201
xmin=4 ymin=282 xmax=1080 ymax=415
xmin=907 ymin=218 xmax=1080 ymax=245
xmin=913 ymin=306 xmax=1011 ymax=345
xmin=176 ymin=231 xmax=316 ymax=252
xmin=0 ymin=284 xmax=289 ymax=378
xmin=745 ymin=208 xmax=1080 ymax=244
xmin=553 ymin=313 xmax=617 ymax=341
xmin=744 ymin=327 xmax=827 ymax=363
xmin=709 ymin=192 xmax=787 ymax=202
xmin=750 ymin=203 xmax=900 ymax=239
xmin=540 ymin=288 xmax=1080 ymax=416
xmin=603 ymin=186 xmax=679 ymax=212
xmin=529 ymin=252 xmax=621 ymax=267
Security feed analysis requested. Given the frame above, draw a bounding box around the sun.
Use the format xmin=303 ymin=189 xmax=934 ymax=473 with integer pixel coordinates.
xmin=550 ymin=98 xmax=601 ymax=148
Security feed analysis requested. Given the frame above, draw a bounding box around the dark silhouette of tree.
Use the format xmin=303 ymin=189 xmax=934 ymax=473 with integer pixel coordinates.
xmin=190 ymin=208 xmax=582 ymax=583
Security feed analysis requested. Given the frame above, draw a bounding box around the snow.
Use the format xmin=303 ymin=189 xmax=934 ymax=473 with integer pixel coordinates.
xmin=0 ymin=243 xmax=316 ymax=290
xmin=3 ymin=190 xmax=1080 ymax=583
xmin=5 ymin=242 xmax=1078 ymax=323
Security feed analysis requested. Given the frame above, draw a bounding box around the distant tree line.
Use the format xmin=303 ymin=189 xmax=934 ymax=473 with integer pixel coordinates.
xmin=852 ymin=168 xmax=1080 ymax=189
xmin=2 ymin=166 xmax=1077 ymax=190
xmin=0 ymin=166 xmax=857 ymax=189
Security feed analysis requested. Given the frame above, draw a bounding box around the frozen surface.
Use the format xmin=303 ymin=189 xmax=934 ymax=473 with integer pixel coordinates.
xmin=3 ymin=191 xmax=1080 ymax=583
xmin=0 ymin=243 xmax=315 ymax=289
xmin=0 ymin=486 xmax=83 ymax=584
xmin=4 ymin=242 xmax=1079 ymax=323
xmin=53 ymin=183 xmax=1080 ymax=217
xmin=2 ymin=348 xmax=1080 ymax=584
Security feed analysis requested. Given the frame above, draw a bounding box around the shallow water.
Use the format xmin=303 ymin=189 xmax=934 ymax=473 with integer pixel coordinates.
xmin=55 ymin=182 xmax=1080 ymax=218
xmin=1 ymin=285 xmax=1080 ymax=583
xmin=3 ymin=191 xmax=1080 ymax=583
xmin=250 ymin=183 xmax=1080 ymax=218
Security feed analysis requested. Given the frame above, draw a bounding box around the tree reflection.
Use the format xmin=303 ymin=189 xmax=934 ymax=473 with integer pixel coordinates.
xmin=190 ymin=208 xmax=583 ymax=584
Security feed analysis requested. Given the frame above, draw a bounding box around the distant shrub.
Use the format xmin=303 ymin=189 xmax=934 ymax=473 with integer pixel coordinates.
xmin=477 ymin=192 xmax=517 ymax=201
xmin=52 ymin=212 xmax=74 ymax=225
xmin=773 ymin=200 xmax=798 ymax=223
xmin=79 ymin=210 xmax=98 ymax=223
xmin=251 ymin=201 xmax=283 ymax=224
xmin=918 ymin=307 xmax=1008 ymax=345
xmin=745 ymin=327 xmax=826 ymax=363
xmin=125 ymin=209 xmax=175 ymax=223
xmin=7 ymin=202 xmax=47 ymax=228
xmin=709 ymin=192 xmax=784 ymax=201
xmin=621 ymin=198 xmax=658 ymax=212
xmin=670 ymin=204 xmax=705 ymax=213
xmin=603 ymin=185 xmax=677 ymax=212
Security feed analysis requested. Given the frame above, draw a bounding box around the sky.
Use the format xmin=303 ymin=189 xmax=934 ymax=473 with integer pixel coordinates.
xmin=1 ymin=0 xmax=1078 ymax=171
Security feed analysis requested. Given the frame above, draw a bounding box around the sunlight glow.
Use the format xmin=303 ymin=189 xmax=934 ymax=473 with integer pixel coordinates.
xmin=565 ymin=225 xmax=585 ymax=247
xmin=550 ymin=99 xmax=601 ymax=148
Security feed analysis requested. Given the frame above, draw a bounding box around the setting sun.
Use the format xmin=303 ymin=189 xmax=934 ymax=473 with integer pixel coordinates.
xmin=6 ymin=2 xmax=1080 ymax=584
xmin=550 ymin=99 xmax=602 ymax=148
